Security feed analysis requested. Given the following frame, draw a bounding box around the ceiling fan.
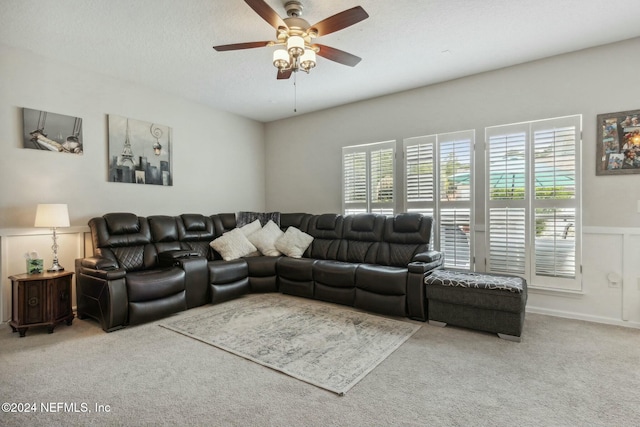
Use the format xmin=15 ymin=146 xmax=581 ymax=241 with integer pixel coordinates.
xmin=213 ymin=0 xmax=369 ymax=79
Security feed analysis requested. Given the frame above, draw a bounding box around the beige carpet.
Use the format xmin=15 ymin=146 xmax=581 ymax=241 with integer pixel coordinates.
xmin=159 ymin=294 xmax=420 ymax=395
xmin=2 ymin=297 xmax=640 ymax=426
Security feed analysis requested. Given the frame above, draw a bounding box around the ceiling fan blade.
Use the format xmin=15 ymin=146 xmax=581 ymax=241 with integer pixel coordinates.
xmin=310 ymin=6 xmax=369 ymax=37
xmin=315 ymin=44 xmax=362 ymax=67
xmin=277 ymin=69 xmax=293 ymax=80
xmin=244 ymin=0 xmax=287 ymax=30
xmin=213 ymin=41 xmax=271 ymax=51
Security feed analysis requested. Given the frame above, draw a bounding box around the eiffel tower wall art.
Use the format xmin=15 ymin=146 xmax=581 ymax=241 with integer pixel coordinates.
xmin=22 ymin=108 xmax=83 ymax=154
xmin=108 ymin=114 xmax=173 ymax=186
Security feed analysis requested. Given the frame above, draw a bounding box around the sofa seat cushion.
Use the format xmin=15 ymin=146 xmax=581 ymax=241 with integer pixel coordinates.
xmin=129 ymin=291 xmax=186 ymax=325
xmin=277 ymin=257 xmax=316 ymax=280
xmin=208 ymin=259 xmax=248 ymax=284
xmin=126 ymin=267 xmax=186 ymax=302
xmin=355 ymin=264 xmax=407 ymax=295
xmin=313 ymin=260 xmax=357 ymax=306
xmin=245 ymin=256 xmax=279 ymax=277
xmin=313 ymin=260 xmax=357 ymax=288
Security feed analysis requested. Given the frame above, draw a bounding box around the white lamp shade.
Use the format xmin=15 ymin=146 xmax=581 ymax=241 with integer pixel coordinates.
xmin=300 ymin=49 xmax=317 ymax=70
xmin=273 ymin=48 xmax=290 ymax=69
xmin=35 ymin=204 xmax=70 ymax=228
xmin=287 ymin=35 xmax=305 ymax=57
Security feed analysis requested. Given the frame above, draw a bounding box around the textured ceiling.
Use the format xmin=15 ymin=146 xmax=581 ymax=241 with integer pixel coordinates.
xmin=2 ymin=0 xmax=640 ymax=123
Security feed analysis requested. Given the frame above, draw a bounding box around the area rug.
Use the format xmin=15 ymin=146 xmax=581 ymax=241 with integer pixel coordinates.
xmin=159 ymin=294 xmax=420 ymax=395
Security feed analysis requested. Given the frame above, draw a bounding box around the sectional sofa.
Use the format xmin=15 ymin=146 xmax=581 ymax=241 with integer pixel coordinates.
xmin=75 ymin=211 xmax=443 ymax=332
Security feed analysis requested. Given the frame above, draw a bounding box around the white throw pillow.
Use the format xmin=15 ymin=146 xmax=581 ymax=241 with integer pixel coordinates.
xmin=240 ymin=219 xmax=262 ymax=236
xmin=275 ymin=227 xmax=314 ymax=258
xmin=238 ymin=219 xmax=262 ymax=257
xmin=210 ymin=228 xmax=258 ymax=261
xmin=247 ymin=220 xmax=284 ymax=256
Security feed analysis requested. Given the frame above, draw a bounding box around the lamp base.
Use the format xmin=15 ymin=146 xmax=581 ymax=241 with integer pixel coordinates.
xmin=47 ymin=262 xmax=65 ymax=272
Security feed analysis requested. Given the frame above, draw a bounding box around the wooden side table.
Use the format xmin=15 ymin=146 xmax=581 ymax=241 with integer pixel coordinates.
xmin=9 ymin=271 xmax=74 ymax=337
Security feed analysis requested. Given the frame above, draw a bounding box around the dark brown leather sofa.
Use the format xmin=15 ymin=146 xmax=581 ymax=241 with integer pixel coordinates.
xmin=75 ymin=212 xmax=443 ymax=332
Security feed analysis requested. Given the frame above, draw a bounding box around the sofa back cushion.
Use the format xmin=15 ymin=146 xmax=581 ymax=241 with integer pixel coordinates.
xmin=148 ymin=215 xmax=186 ymax=254
xmin=377 ymin=213 xmax=432 ymax=267
xmin=89 ymin=213 xmax=156 ymax=271
xmin=280 ymin=213 xmax=312 ymax=232
xmin=177 ymin=214 xmax=215 ymax=258
xmin=211 ymin=213 xmax=237 ymax=236
xmin=337 ymin=214 xmax=385 ymax=263
xmin=306 ymin=214 xmax=343 ymax=259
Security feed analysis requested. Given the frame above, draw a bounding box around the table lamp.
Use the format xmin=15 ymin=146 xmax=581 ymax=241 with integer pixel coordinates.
xmin=34 ymin=203 xmax=70 ymax=272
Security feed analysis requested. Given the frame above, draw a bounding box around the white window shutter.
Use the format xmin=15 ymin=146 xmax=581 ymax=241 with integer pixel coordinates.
xmin=488 ymin=207 xmax=526 ymax=274
xmin=406 ymin=142 xmax=434 ymax=203
xmin=342 ymin=141 xmax=395 ymax=215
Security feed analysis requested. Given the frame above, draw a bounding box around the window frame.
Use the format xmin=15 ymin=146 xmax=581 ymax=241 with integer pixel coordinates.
xmin=485 ymin=115 xmax=582 ymax=291
xmin=403 ymin=130 xmax=475 ymax=269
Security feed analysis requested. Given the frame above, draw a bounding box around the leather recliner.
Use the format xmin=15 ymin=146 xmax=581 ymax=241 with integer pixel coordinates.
xmin=76 ymin=213 xmax=189 ymax=331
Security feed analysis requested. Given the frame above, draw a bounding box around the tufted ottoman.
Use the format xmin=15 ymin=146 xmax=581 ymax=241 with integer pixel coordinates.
xmin=425 ymin=270 xmax=527 ymax=342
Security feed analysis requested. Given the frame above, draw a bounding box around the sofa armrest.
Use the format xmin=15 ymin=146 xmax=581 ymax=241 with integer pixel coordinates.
xmin=406 ymin=251 xmax=444 ymax=322
xmin=75 ymin=258 xmax=128 ymax=332
xmin=76 ymin=258 xmax=127 ymax=280
xmin=174 ymin=256 xmax=209 ymax=309
xmin=81 ymin=256 xmax=119 ymax=271
xmin=412 ymin=250 xmax=443 ymax=264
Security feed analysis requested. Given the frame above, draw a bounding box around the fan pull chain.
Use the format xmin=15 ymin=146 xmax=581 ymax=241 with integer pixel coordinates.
xmin=293 ymin=72 xmax=297 ymax=113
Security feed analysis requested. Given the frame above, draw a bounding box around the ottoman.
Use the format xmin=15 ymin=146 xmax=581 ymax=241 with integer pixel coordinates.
xmin=425 ymin=270 xmax=527 ymax=342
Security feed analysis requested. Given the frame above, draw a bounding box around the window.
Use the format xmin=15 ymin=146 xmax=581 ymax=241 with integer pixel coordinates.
xmin=342 ymin=141 xmax=395 ymax=215
xmin=485 ymin=115 xmax=581 ymax=290
xmin=403 ymin=131 xmax=474 ymax=269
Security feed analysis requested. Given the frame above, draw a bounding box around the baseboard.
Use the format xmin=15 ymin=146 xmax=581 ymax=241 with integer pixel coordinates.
xmin=526 ymin=305 xmax=640 ymax=330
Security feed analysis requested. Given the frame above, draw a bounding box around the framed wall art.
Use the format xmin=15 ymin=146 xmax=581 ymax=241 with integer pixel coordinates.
xmin=108 ymin=114 xmax=173 ymax=186
xmin=597 ymin=109 xmax=640 ymax=175
xmin=22 ymin=108 xmax=83 ymax=154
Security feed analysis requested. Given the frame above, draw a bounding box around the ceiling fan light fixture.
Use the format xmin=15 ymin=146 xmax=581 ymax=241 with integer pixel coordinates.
xmin=300 ymin=49 xmax=316 ymax=72
xmin=273 ymin=48 xmax=290 ymax=69
xmin=212 ymin=1 xmax=368 ymax=81
xmin=287 ymin=35 xmax=305 ymax=57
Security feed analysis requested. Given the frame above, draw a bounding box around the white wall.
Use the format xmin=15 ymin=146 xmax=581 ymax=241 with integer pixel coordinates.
xmin=0 ymin=44 xmax=266 ymax=321
xmin=0 ymin=44 xmax=266 ymax=229
xmin=264 ymin=37 xmax=640 ymax=327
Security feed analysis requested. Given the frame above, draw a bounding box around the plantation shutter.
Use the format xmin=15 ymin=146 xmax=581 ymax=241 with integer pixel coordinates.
xmin=342 ymin=141 xmax=395 ymax=215
xmin=486 ymin=116 xmax=581 ymax=290
xmin=486 ymin=125 xmax=528 ymax=275
xmin=342 ymin=150 xmax=367 ymax=214
xmin=440 ymin=139 xmax=472 ymax=202
xmin=531 ymin=118 xmax=580 ymax=282
xmin=405 ymin=140 xmax=435 ymax=203
xmin=488 ymin=207 xmax=526 ymax=274
xmin=370 ymin=145 xmax=395 ymax=215
xmin=404 ymin=131 xmax=474 ymax=269
xmin=438 ymin=133 xmax=473 ymax=269
xmin=440 ymin=208 xmax=471 ymax=268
